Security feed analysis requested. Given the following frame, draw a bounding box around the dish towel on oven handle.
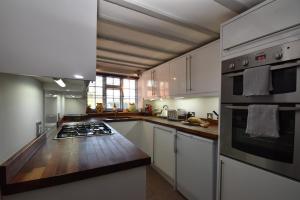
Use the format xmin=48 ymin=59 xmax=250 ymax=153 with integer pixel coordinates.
xmin=243 ymin=65 xmax=273 ymax=96
xmin=246 ymin=105 xmax=280 ymax=138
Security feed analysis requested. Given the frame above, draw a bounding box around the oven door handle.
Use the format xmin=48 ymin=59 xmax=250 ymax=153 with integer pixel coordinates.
xmin=226 ymin=105 xmax=300 ymax=111
xmin=224 ymin=60 xmax=300 ymax=77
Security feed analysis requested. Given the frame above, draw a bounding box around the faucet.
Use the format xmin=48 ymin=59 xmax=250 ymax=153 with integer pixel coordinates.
xmin=112 ymin=103 xmax=118 ymax=119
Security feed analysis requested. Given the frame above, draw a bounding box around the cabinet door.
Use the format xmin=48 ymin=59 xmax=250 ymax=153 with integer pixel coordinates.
xmin=222 ymin=0 xmax=300 ymax=50
xmin=140 ymin=122 xmax=154 ymax=162
xmin=156 ymin=63 xmax=170 ymax=98
xmin=190 ymin=40 xmax=221 ymax=96
xmin=0 ymin=0 xmax=97 ymax=80
xmin=169 ymin=56 xmax=187 ymax=96
xmin=107 ymin=121 xmax=140 ymax=145
xmin=219 ymin=156 xmax=300 ymax=200
xmin=177 ymin=132 xmax=216 ymax=200
xmin=142 ymin=70 xmax=153 ymax=99
xmin=153 ymin=126 xmax=176 ymax=180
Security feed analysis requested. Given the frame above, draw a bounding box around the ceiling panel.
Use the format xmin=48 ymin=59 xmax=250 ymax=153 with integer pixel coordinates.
xmin=97 ymin=38 xmax=175 ymax=60
xmin=118 ymin=0 xmax=237 ymax=32
xmin=98 ymin=21 xmax=194 ymax=53
xmin=99 ymin=0 xmax=215 ymax=43
xmin=97 ymin=49 xmax=161 ymax=65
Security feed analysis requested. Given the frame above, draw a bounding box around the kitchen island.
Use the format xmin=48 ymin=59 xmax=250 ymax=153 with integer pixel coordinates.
xmin=0 ymin=122 xmax=151 ymax=200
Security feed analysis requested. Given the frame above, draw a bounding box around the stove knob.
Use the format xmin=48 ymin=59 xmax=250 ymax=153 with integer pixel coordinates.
xmin=242 ymin=59 xmax=249 ymax=66
xmin=229 ymin=63 xmax=235 ymax=70
xmin=275 ymin=52 xmax=283 ymax=60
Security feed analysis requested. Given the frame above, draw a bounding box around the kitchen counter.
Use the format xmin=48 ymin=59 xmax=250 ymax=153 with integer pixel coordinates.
xmin=1 ymin=125 xmax=151 ymax=195
xmin=95 ymin=116 xmax=218 ymax=140
xmin=140 ymin=117 xmax=218 ymax=140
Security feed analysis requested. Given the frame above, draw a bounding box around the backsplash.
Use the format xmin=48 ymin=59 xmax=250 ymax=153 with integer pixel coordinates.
xmin=144 ymin=97 xmax=219 ymax=119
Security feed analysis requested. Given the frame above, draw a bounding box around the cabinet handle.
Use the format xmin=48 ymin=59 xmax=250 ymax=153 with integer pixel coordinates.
xmin=189 ymin=55 xmax=192 ymax=91
xmin=220 ymin=160 xmax=224 ymax=200
xmin=186 ymin=56 xmax=188 ymax=92
xmin=173 ymin=134 xmax=177 ymax=154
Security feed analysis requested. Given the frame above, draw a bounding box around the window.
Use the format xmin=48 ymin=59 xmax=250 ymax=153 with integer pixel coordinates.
xmin=87 ymin=75 xmax=137 ymax=110
xmin=123 ymin=79 xmax=136 ymax=109
xmin=87 ymin=76 xmax=103 ymax=109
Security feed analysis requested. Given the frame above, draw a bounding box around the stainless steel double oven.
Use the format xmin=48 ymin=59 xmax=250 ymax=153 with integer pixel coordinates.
xmin=220 ymin=40 xmax=300 ymax=181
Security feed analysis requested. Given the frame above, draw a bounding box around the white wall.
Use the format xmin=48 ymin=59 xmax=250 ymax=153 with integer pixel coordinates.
xmin=145 ymin=97 xmax=219 ymax=119
xmin=64 ymin=98 xmax=87 ymax=115
xmin=0 ymin=73 xmax=43 ymax=164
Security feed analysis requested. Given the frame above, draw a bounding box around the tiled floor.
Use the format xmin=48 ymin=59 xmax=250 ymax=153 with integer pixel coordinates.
xmin=146 ymin=166 xmax=186 ymax=200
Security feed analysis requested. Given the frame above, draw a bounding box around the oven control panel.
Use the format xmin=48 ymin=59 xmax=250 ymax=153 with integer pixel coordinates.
xmin=222 ymin=40 xmax=300 ymax=74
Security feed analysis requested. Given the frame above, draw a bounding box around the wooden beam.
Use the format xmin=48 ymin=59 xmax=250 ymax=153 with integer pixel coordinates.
xmin=97 ymin=47 xmax=165 ymax=62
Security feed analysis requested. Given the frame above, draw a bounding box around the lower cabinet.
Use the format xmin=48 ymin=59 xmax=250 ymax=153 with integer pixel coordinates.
xmin=107 ymin=121 xmax=140 ymax=145
xmin=153 ymin=125 xmax=176 ymax=182
xmin=219 ymin=156 xmax=300 ymax=200
xmin=176 ymin=131 xmax=217 ymax=200
xmin=140 ymin=122 xmax=154 ymax=162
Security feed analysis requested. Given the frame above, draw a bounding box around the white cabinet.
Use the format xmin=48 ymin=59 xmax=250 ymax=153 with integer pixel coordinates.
xmin=222 ymin=0 xmax=300 ymax=51
xmin=140 ymin=122 xmax=154 ymax=161
xmin=107 ymin=121 xmax=140 ymax=145
xmin=169 ymin=40 xmax=221 ymax=97
xmin=189 ymin=40 xmax=220 ymax=96
xmin=176 ymin=132 xmax=216 ymax=200
xmin=155 ymin=63 xmax=170 ymax=98
xmin=0 ymin=0 xmax=97 ymax=80
xmin=219 ymin=156 xmax=300 ymax=200
xmin=153 ymin=125 xmax=176 ymax=182
xmin=141 ymin=70 xmax=155 ymax=99
xmin=169 ymin=56 xmax=188 ymax=96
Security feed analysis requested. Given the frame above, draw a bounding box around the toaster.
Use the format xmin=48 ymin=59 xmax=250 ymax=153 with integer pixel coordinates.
xmin=167 ymin=109 xmax=186 ymax=121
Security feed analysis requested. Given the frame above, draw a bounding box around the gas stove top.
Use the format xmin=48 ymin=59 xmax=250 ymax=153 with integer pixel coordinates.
xmin=55 ymin=122 xmax=114 ymax=139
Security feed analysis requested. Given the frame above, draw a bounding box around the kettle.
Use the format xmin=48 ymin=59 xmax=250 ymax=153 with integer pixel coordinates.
xmin=161 ymin=105 xmax=168 ymax=118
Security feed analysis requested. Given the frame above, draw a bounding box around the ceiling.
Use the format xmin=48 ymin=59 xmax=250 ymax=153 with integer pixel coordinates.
xmin=35 ymin=76 xmax=89 ymax=96
xmin=96 ymin=0 xmax=265 ymax=76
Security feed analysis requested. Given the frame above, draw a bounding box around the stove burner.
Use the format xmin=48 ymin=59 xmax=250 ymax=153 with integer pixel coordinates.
xmin=56 ymin=122 xmax=113 ymax=139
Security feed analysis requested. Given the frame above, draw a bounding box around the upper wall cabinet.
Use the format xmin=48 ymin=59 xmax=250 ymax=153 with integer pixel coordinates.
xmin=0 ymin=0 xmax=97 ymax=80
xmin=189 ymin=40 xmax=220 ymax=96
xmin=221 ymin=0 xmax=300 ymax=53
xmin=169 ymin=56 xmax=188 ymax=96
xmin=169 ymin=40 xmax=220 ymax=97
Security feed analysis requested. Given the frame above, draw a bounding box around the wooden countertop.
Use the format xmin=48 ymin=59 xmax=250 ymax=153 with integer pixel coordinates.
xmin=1 ymin=115 xmax=217 ymax=195
xmin=141 ymin=117 xmax=218 ymax=140
xmin=1 ymin=126 xmax=150 ymax=195
xmin=102 ymin=116 xmax=219 ymax=140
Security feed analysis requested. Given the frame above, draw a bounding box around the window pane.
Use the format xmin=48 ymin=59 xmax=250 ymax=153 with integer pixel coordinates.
xmin=107 ymin=89 xmax=113 ymax=97
xmin=87 ymin=95 xmax=96 ymax=109
xmin=130 ymin=80 xmax=135 ymax=89
xmin=88 ymin=86 xmax=95 ymax=93
xmin=124 ymin=89 xmax=130 ymax=98
xmin=96 ymin=96 xmax=103 ymax=104
xmin=106 ymin=98 xmax=114 ymax=109
xmin=95 ymin=87 xmax=102 ymax=96
xmin=123 ymin=79 xmax=129 ymax=88
xmin=114 ymin=89 xmax=120 ymax=97
xmin=96 ymin=76 xmax=103 ymax=86
xmin=130 ymin=89 xmax=135 ymax=98
xmin=106 ymin=77 xmax=113 ymax=85
xmin=114 ymin=78 xmax=120 ymax=86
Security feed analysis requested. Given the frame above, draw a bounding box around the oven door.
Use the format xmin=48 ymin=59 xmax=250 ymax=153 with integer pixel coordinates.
xmin=220 ymin=103 xmax=300 ymax=181
xmin=221 ymin=60 xmax=300 ymax=103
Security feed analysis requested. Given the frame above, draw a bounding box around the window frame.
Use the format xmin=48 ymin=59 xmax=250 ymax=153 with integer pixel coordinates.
xmin=87 ymin=74 xmax=138 ymax=111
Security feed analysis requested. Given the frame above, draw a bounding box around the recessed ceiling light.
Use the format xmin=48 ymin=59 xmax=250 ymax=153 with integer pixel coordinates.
xmin=53 ymin=78 xmax=66 ymax=88
xmin=74 ymin=74 xmax=84 ymax=79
